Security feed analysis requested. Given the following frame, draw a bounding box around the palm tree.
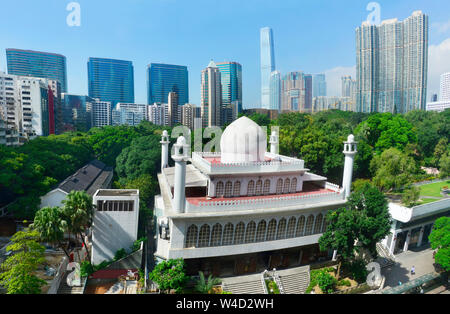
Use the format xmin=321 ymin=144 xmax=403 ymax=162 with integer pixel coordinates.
xmin=31 ymin=206 xmax=70 ymax=259
xmin=61 ymin=191 xmax=94 ymax=261
xmin=195 ymin=271 xmax=222 ymax=294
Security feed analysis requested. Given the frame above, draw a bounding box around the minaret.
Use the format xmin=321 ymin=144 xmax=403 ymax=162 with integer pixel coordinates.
xmin=342 ymin=134 xmax=357 ymax=198
xmin=269 ymin=131 xmax=278 ymax=154
xmin=172 ymin=136 xmax=189 ymax=213
xmin=160 ymin=130 xmax=169 ymax=172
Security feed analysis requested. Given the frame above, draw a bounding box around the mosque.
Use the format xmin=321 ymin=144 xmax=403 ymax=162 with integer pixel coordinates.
xmin=153 ymin=116 xmax=357 ymax=276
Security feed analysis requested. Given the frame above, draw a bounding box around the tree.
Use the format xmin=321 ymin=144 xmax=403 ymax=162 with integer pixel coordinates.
xmin=439 ymin=153 xmax=450 ymax=179
xmin=31 ymin=206 xmax=70 ymax=258
xmin=370 ymin=148 xmax=417 ymax=192
xmin=429 ymin=217 xmax=450 ymax=272
xmin=402 ymin=186 xmax=420 ymax=207
xmin=61 ymin=191 xmax=94 ymax=261
xmin=316 ymin=270 xmax=337 ymax=294
xmin=149 ymin=259 xmax=189 ymax=293
xmin=195 ymin=271 xmax=221 ymax=294
xmin=0 ymin=229 xmax=46 ymax=294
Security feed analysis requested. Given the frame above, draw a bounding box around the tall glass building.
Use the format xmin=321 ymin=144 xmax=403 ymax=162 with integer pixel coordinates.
xmin=313 ymin=74 xmax=327 ymax=98
xmin=147 ymin=63 xmax=189 ymax=107
xmin=6 ymin=49 xmax=68 ymax=93
xmin=356 ymin=11 xmax=428 ymax=113
xmin=61 ymin=94 xmax=95 ymax=132
xmin=269 ymin=71 xmax=281 ymax=111
xmin=216 ymin=62 xmax=242 ymax=123
xmin=260 ymin=27 xmax=276 ymax=109
xmin=87 ymin=58 xmax=134 ymax=106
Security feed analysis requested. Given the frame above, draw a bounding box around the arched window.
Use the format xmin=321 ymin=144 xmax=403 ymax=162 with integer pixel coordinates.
xmin=256 ymin=220 xmax=267 ymax=242
xmin=305 ymin=215 xmax=314 ymax=236
xmin=276 ymin=178 xmax=283 ymax=194
xmin=255 ymin=180 xmax=263 ymax=196
xmin=216 ymin=181 xmax=224 ymax=197
xmin=296 ymin=216 xmax=305 ymax=237
xmin=266 ymin=219 xmax=277 ymax=241
xmin=263 ymin=179 xmax=271 ymax=195
xmin=198 ymin=224 xmax=211 ymax=247
xmin=211 ymin=224 xmax=223 ymax=246
xmin=283 ymin=178 xmax=291 ymax=194
xmin=286 ymin=217 xmax=297 ymax=238
xmin=224 ymin=181 xmax=233 ymax=198
xmin=277 ymin=218 xmax=287 ymax=240
xmin=185 ymin=225 xmax=198 ymax=248
xmin=245 ymin=221 xmax=256 ymax=243
xmin=247 ymin=180 xmax=255 ymax=196
xmin=222 ymin=223 xmax=234 ymax=245
xmin=290 ymin=178 xmax=297 ymax=193
xmin=233 ymin=181 xmax=241 ymax=197
xmin=234 ymin=222 xmax=245 ymax=244
xmin=314 ymin=214 xmax=323 ymax=234
xmin=322 ymin=218 xmax=329 ymax=233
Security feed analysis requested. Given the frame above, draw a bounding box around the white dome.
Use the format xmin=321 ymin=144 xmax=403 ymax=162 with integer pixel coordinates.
xmin=220 ymin=117 xmax=267 ymax=164
xmin=347 ymin=134 xmax=355 ymax=143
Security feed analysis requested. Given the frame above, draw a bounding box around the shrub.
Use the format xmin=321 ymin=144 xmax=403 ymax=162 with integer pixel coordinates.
xmin=345 ymin=260 xmax=368 ymax=284
xmin=80 ymin=261 xmax=94 ymax=277
xmin=338 ymin=279 xmax=351 ymax=287
xmin=317 ymin=270 xmax=337 ymax=294
xmin=114 ymin=248 xmax=127 ymax=261
xmin=131 ymin=237 xmax=147 ymax=252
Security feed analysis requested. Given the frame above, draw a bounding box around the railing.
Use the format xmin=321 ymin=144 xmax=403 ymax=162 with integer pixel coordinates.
xmin=47 ymin=256 xmax=69 ymax=294
xmin=261 ymin=273 xmax=269 ymax=294
xmin=273 ymin=271 xmax=285 ymax=294
xmin=186 ymin=189 xmax=345 ymax=213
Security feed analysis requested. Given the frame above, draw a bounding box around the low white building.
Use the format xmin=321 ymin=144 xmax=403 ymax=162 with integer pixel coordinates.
xmin=91 ymin=189 xmax=140 ymax=265
xmin=153 ymin=117 xmax=357 ymax=276
xmin=40 ymin=160 xmax=113 ymax=209
xmin=380 ymin=198 xmax=450 ymax=256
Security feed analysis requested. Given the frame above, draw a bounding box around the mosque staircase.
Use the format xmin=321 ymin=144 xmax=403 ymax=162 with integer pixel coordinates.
xmin=277 ymin=266 xmax=310 ymax=294
xmin=222 ymin=273 xmax=266 ymax=294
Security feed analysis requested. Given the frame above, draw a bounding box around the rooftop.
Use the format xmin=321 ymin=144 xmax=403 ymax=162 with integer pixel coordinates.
xmin=95 ymin=189 xmax=139 ymax=197
xmin=58 ymin=160 xmax=113 ymax=195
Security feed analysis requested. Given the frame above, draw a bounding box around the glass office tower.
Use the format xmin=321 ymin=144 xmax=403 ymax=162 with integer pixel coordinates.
xmin=6 ymin=49 xmax=68 ymax=93
xmin=260 ymin=27 xmax=276 ymax=109
xmin=269 ymin=71 xmax=281 ymax=111
xmin=147 ymin=63 xmax=189 ymax=107
xmin=87 ymin=58 xmax=134 ymax=106
xmin=313 ymin=74 xmax=327 ymax=98
xmin=216 ymin=62 xmax=242 ymax=123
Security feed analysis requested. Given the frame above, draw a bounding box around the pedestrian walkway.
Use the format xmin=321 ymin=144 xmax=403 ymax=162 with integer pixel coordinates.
xmin=382 ymin=246 xmax=436 ymax=288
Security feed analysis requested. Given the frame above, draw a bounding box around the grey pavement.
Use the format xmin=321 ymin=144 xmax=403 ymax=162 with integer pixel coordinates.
xmin=382 ymin=245 xmax=437 ymax=288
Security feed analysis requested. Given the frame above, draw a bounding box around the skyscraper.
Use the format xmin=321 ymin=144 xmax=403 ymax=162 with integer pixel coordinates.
xmin=356 ymin=11 xmax=428 ymax=113
xmin=6 ymin=49 xmax=68 ymax=93
xmin=87 ymin=58 xmax=134 ymax=106
xmin=281 ymin=72 xmax=306 ymax=112
xmin=304 ymin=74 xmax=313 ymax=113
xmin=342 ymin=76 xmax=357 ymax=111
xmin=216 ymin=62 xmax=242 ymax=124
xmin=313 ymin=74 xmax=327 ymax=98
xmin=201 ymin=60 xmax=222 ymax=128
xmin=260 ymin=27 xmax=276 ymax=109
xmin=147 ymin=63 xmax=189 ymax=107
xmin=269 ymin=71 xmax=281 ymax=111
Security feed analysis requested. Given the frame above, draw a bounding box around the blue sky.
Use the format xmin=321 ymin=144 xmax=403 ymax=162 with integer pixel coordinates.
xmin=1 ymin=0 xmax=450 ymax=107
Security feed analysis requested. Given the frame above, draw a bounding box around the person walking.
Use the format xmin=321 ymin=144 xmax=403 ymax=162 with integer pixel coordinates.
xmin=411 ymin=266 xmax=415 ymax=275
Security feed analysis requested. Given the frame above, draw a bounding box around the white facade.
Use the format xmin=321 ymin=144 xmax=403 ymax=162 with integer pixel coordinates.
xmin=91 ymin=189 xmax=140 ymax=265
xmin=154 ymin=117 xmax=356 ymax=271
xmin=89 ymin=99 xmax=111 ymax=127
xmin=201 ymin=60 xmax=222 ymax=128
xmin=426 ymin=72 xmax=450 ymax=112
xmin=112 ymin=103 xmax=147 ymax=126
xmin=148 ymin=103 xmax=169 ymax=126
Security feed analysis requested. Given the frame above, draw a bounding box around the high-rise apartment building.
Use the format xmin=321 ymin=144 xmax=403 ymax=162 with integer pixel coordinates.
xmin=89 ymin=99 xmax=112 ymax=128
xmin=281 ymin=72 xmax=306 ymax=112
xmin=313 ymin=74 xmax=327 ymax=98
xmin=304 ymin=74 xmax=313 ymax=113
xmin=269 ymin=71 xmax=281 ymax=111
xmin=112 ymin=103 xmax=148 ymax=126
xmin=260 ymin=27 xmax=276 ymax=109
xmin=148 ymin=103 xmax=169 ymax=126
xmin=426 ymin=72 xmax=450 ymax=112
xmin=342 ymin=76 xmax=357 ymax=111
xmin=216 ymin=62 xmax=242 ymax=124
xmin=147 ymin=63 xmax=189 ymax=107
xmin=356 ymin=11 xmax=428 ymax=113
xmin=6 ymin=49 xmax=68 ymax=93
xmin=87 ymin=58 xmax=135 ymax=106
xmin=181 ymin=104 xmax=202 ymax=130
xmin=201 ymin=60 xmax=222 ymax=128
xmin=168 ymin=92 xmax=179 ymax=127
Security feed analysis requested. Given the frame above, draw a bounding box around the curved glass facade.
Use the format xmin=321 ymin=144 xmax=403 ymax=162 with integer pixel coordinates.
xmin=147 ymin=63 xmax=189 ymax=106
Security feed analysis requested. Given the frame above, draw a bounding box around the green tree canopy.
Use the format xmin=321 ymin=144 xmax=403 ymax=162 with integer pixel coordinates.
xmin=149 ymin=259 xmax=190 ymax=293
xmin=429 ymin=217 xmax=450 ymax=272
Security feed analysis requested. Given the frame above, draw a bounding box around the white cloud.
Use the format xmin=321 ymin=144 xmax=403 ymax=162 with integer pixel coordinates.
xmin=323 ymin=66 xmax=356 ymax=97
xmin=428 ymin=38 xmax=450 ymax=98
xmin=432 ymin=20 xmax=450 ymax=35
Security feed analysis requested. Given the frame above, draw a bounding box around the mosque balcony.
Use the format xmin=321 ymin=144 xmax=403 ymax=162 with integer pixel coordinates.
xmin=184 ymin=182 xmax=345 ymax=214
xmin=191 ymin=152 xmax=307 ymax=175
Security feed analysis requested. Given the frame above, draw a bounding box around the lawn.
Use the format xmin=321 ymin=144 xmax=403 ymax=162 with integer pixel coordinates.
xmin=419 ymin=180 xmax=450 ymax=198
